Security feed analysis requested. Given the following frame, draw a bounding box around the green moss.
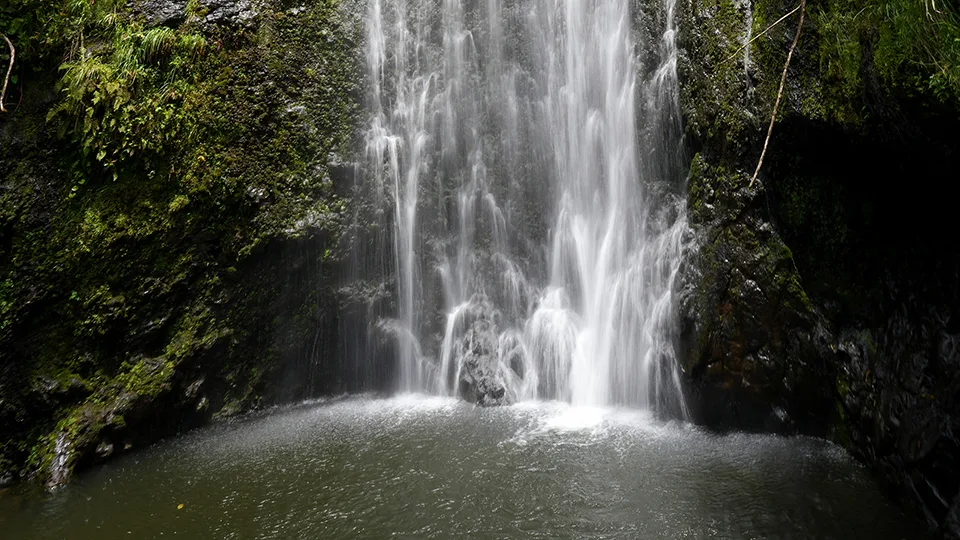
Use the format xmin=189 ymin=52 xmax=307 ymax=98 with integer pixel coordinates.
xmin=682 ymin=0 xmax=958 ymax=145
xmin=25 ymin=431 xmax=61 ymax=478
xmin=116 ymin=358 xmax=176 ymax=397
xmin=1 ymin=0 xmax=362 ymax=485
xmin=680 ymin=0 xmax=760 ymax=156
xmin=836 ymin=375 xmax=850 ymax=398
xmin=0 ymin=278 xmax=14 ymax=331
xmin=815 ymin=0 xmax=960 ymax=113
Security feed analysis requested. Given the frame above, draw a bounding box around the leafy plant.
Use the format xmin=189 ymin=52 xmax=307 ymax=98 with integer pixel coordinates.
xmin=816 ymin=0 xmax=960 ymax=109
xmin=45 ymin=18 xmax=207 ymax=184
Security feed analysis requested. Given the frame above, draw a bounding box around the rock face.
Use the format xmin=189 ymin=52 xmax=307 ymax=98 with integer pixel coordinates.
xmin=675 ymin=0 xmax=960 ymax=534
xmin=0 ymin=0 xmax=366 ymax=487
xmin=134 ymin=0 xmax=187 ymax=27
xmin=835 ymin=295 xmax=960 ymax=531
xmin=198 ymin=0 xmax=259 ymax=28
xmin=678 ymin=155 xmax=836 ymax=435
xmin=133 ymin=0 xmax=259 ymax=28
xmin=1 ymin=2 xmax=956 ymax=537
xmin=457 ymin=314 xmax=509 ymax=407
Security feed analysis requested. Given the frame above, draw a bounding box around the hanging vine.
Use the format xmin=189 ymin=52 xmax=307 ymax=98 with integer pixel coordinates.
xmin=1 ymin=34 xmax=14 ymax=113
xmin=750 ymin=0 xmax=807 ymax=187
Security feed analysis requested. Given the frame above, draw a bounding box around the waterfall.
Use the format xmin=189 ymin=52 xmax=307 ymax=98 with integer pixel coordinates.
xmin=362 ymin=0 xmax=689 ymax=412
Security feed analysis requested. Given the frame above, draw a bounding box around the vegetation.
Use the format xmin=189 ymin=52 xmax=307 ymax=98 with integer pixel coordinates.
xmin=816 ymin=0 xmax=960 ymax=116
xmin=750 ymin=0 xmax=807 ymax=186
xmin=0 ymin=0 xmax=360 ymax=485
xmin=49 ymin=22 xmax=207 ymax=180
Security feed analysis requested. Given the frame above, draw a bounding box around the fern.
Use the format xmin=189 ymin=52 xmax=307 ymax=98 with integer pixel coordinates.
xmin=142 ymin=27 xmax=175 ymax=64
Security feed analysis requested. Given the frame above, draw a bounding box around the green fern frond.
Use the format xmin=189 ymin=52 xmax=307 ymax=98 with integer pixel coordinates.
xmin=142 ymin=27 xmax=175 ymax=64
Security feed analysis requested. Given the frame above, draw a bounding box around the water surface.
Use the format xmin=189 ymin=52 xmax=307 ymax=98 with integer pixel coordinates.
xmin=0 ymin=396 xmax=924 ymax=539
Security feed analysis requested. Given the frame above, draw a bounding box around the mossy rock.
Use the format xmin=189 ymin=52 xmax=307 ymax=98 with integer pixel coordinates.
xmin=678 ymin=153 xmax=835 ymax=434
xmin=0 ymin=0 xmax=364 ymax=486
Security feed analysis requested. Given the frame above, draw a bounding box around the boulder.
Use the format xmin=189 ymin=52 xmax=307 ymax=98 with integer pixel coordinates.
xmin=456 ymin=309 xmax=508 ymax=407
xmin=677 ymin=156 xmax=836 ymax=435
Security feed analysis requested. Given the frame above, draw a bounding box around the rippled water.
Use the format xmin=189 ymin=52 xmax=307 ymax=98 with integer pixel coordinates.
xmin=1 ymin=396 xmax=925 ymax=539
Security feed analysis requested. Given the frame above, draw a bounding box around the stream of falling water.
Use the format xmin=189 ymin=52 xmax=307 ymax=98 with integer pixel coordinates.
xmin=363 ymin=0 xmax=689 ymax=411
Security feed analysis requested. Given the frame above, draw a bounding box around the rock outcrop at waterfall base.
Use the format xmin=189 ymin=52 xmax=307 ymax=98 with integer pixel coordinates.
xmin=457 ymin=314 xmax=509 ymax=407
xmin=675 ymin=0 xmax=960 ymax=535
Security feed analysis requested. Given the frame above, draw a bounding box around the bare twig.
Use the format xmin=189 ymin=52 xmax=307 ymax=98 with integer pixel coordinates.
xmin=749 ymin=0 xmax=806 ymax=188
xmin=725 ymin=3 xmax=802 ymax=64
xmin=1 ymin=34 xmax=15 ymax=113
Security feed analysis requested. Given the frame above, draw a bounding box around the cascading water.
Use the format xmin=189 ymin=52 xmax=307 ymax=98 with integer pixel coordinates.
xmin=362 ymin=0 xmax=689 ymax=412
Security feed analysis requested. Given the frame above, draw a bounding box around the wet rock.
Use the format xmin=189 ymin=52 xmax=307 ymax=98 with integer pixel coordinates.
xmin=836 ymin=306 xmax=960 ymax=533
xmin=328 ymin=156 xmax=359 ymax=197
xmin=46 ymin=433 xmax=72 ymax=490
xmin=457 ymin=311 xmax=508 ymax=407
xmin=95 ymin=441 xmax=115 ymax=460
xmin=31 ymin=375 xmax=91 ymax=407
xmin=184 ymin=378 xmax=205 ymax=400
xmin=133 ymin=0 xmax=258 ymax=29
xmin=133 ymin=0 xmax=188 ymax=27
xmin=677 ymin=157 xmax=836 ymax=435
xmin=200 ymin=0 xmax=259 ymax=28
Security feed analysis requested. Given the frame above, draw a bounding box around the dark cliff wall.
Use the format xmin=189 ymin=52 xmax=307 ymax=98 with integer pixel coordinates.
xmin=675 ymin=0 xmax=960 ymax=534
xmin=0 ymin=0 xmax=384 ymax=488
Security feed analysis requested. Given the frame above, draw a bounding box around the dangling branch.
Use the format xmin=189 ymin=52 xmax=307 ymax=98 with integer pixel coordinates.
xmin=725 ymin=3 xmax=802 ymax=64
xmin=1 ymin=34 xmax=15 ymax=113
xmin=749 ymin=0 xmax=806 ymax=188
